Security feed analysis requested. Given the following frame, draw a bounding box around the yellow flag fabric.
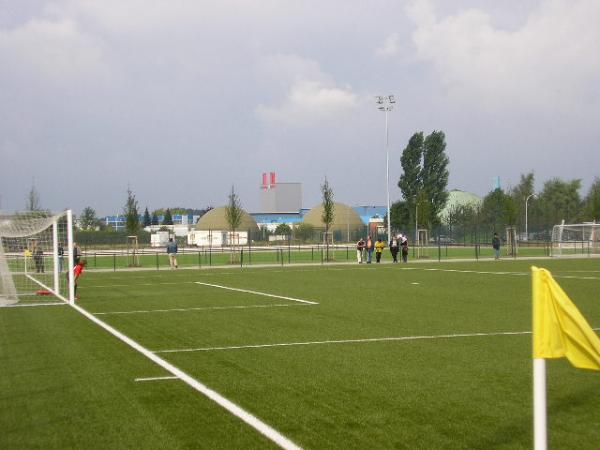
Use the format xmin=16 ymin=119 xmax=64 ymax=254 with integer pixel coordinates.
xmin=532 ymin=266 xmax=600 ymax=370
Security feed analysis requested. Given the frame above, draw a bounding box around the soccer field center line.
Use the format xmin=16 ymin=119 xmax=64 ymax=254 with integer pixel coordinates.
xmin=154 ymin=327 xmax=600 ymax=354
xmin=194 ymin=282 xmax=319 ymax=305
xmin=93 ymin=303 xmax=313 ymax=315
xmin=62 ymin=302 xmax=302 ymax=450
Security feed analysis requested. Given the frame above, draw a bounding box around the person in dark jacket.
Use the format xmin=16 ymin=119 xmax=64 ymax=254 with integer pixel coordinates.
xmin=492 ymin=233 xmax=501 ymax=260
xmin=389 ymin=236 xmax=399 ymax=263
xmin=167 ymin=238 xmax=178 ymax=269
xmin=401 ymin=235 xmax=409 ymax=263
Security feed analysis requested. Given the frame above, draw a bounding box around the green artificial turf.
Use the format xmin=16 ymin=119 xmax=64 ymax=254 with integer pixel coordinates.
xmin=1 ymin=258 xmax=599 ymax=449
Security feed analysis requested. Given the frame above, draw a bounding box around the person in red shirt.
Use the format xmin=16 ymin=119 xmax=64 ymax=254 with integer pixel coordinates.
xmin=69 ymin=260 xmax=86 ymax=300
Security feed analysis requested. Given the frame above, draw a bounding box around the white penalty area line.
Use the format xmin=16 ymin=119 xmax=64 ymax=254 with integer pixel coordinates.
xmin=67 ymin=303 xmax=302 ymax=450
xmin=195 ymin=282 xmax=319 ymax=305
xmin=154 ymin=329 xmax=540 ymax=354
xmin=93 ymin=303 xmax=312 ymax=316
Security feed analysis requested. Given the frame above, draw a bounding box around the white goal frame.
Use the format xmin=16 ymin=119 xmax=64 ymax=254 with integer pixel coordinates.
xmin=551 ymin=222 xmax=600 ymax=257
xmin=0 ymin=210 xmax=75 ymax=306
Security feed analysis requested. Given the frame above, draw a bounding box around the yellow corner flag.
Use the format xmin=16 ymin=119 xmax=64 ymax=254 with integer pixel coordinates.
xmin=532 ymin=266 xmax=600 ymax=370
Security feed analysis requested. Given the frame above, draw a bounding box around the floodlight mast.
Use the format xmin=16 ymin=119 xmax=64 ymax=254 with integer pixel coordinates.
xmin=376 ymin=95 xmax=395 ymax=242
xmin=525 ymin=193 xmax=537 ymax=241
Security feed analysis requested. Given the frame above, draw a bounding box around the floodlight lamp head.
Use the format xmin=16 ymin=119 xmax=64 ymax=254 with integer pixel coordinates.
xmin=389 ymin=95 xmax=396 ymax=103
xmin=375 ymin=96 xmax=384 ymax=104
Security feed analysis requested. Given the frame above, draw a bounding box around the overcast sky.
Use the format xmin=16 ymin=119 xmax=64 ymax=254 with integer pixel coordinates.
xmin=1 ymin=0 xmax=599 ymax=216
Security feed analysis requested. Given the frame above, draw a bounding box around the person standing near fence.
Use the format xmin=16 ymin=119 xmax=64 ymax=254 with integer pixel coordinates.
xmin=167 ymin=238 xmax=178 ymax=269
xmin=389 ymin=236 xmax=399 ymax=263
xmin=58 ymin=242 xmax=64 ymax=272
xmin=356 ymin=237 xmax=365 ymax=263
xmin=401 ymin=235 xmax=409 ymax=263
xmin=33 ymin=243 xmax=44 ymax=273
xmin=375 ymin=238 xmax=385 ymax=263
xmin=492 ymin=232 xmax=501 ymax=260
xmin=366 ymin=236 xmax=374 ymax=264
xmin=73 ymin=242 xmax=81 ymax=265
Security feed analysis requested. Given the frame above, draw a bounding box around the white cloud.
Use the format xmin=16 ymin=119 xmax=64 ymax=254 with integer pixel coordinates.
xmin=406 ymin=0 xmax=600 ymax=111
xmin=0 ymin=17 xmax=111 ymax=85
xmin=255 ymin=55 xmax=358 ymax=126
xmin=256 ymin=80 xmax=358 ymax=126
xmin=376 ymin=33 xmax=400 ymax=57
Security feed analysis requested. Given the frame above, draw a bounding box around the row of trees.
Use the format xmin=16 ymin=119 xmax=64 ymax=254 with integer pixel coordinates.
xmin=390 ymin=130 xmax=450 ymax=234
xmin=444 ymin=174 xmax=600 ymax=240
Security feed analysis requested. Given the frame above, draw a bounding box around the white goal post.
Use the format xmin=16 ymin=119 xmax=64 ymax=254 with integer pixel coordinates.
xmin=551 ymin=222 xmax=600 ymax=257
xmin=0 ymin=210 xmax=75 ymax=306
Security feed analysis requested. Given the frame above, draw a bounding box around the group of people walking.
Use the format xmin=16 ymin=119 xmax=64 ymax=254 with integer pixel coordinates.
xmin=356 ymin=234 xmax=408 ymax=264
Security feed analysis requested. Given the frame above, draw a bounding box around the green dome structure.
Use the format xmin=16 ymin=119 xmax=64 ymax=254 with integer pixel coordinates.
xmin=195 ymin=207 xmax=259 ymax=231
xmin=303 ymin=202 xmax=364 ymax=233
xmin=440 ymin=190 xmax=482 ymax=222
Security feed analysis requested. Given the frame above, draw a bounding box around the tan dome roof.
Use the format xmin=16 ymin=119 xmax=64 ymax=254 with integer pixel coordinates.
xmin=303 ymin=202 xmax=364 ymax=232
xmin=196 ymin=206 xmax=259 ymax=231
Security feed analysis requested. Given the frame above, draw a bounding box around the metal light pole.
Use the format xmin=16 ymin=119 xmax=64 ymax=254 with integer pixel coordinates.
xmin=375 ymin=95 xmax=395 ymax=241
xmin=525 ymin=193 xmax=537 ymax=241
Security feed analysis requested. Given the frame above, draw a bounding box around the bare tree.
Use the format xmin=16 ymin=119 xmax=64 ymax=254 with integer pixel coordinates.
xmin=26 ymin=184 xmax=42 ymax=211
xmin=225 ymin=186 xmax=243 ymax=262
xmin=321 ymin=177 xmax=335 ymax=261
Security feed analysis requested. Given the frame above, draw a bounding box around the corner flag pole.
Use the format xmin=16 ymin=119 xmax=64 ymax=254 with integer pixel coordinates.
xmin=532 ymin=266 xmax=547 ymax=450
xmin=533 ymin=358 xmax=547 ymax=450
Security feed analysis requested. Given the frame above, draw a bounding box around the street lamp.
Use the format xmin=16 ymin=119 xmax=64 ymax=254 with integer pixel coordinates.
xmin=525 ymin=193 xmax=537 ymax=241
xmin=375 ymin=94 xmax=395 ymax=241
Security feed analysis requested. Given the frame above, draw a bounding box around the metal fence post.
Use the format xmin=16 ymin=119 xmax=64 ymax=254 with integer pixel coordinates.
xmin=156 ymin=252 xmax=159 ymax=270
xmin=113 ymin=253 xmax=116 ymax=271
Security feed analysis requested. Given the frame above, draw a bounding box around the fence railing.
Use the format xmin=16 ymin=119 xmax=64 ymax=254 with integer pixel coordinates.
xmin=70 ymin=240 xmax=561 ymax=271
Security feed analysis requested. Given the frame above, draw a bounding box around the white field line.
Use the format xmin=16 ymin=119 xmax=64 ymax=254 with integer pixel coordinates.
xmin=5 ymin=302 xmax=67 ymax=308
xmin=134 ymin=376 xmax=179 ymax=382
xmin=94 ymin=303 xmax=312 ymax=316
xmin=195 ymin=282 xmax=319 ymax=305
xmin=153 ymin=330 xmax=536 ymax=354
xmin=395 ymin=267 xmax=600 ymax=281
xmin=67 ymin=302 xmax=302 ymax=450
xmin=155 ymin=327 xmax=600 ymax=354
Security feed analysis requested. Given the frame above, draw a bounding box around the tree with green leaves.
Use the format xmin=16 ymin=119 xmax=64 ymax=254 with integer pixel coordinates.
xmin=275 ymin=223 xmax=292 ymax=239
xmin=151 ymin=212 xmax=159 ymax=226
xmin=225 ymin=185 xmax=243 ymax=233
xmin=123 ymin=188 xmax=140 ymax=235
xmin=422 ymin=131 xmax=449 ymax=227
xmin=294 ymin=223 xmax=315 ymax=242
xmin=481 ymin=188 xmax=510 ymax=233
xmin=535 ymin=178 xmax=582 ymax=229
xmin=163 ymin=208 xmax=173 ymax=225
xmin=510 ymin=172 xmax=535 ymax=231
xmin=398 ymin=132 xmax=424 ymax=230
xmin=583 ymin=177 xmax=600 ymax=221
xmin=390 ymin=200 xmax=411 ymax=234
xmin=80 ymin=207 xmax=98 ymax=230
xmin=143 ymin=207 xmax=152 ymax=227
xmin=398 ymin=130 xmax=450 ymax=231
xmin=321 ymin=177 xmax=335 ymax=260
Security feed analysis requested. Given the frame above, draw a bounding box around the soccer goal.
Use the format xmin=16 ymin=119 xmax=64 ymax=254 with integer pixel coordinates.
xmin=551 ymin=222 xmax=600 ymax=257
xmin=0 ymin=210 xmax=75 ymax=306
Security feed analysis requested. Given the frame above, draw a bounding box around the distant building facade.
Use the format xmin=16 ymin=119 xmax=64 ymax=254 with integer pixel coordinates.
xmin=259 ymin=172 xmax=302 ymax=213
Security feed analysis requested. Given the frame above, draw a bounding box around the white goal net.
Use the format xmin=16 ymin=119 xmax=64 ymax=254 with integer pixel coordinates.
xmin=0 ymin=210 xmax=74 ymax=306
xmin=551 ymin=222 xmax=600 ymax=257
